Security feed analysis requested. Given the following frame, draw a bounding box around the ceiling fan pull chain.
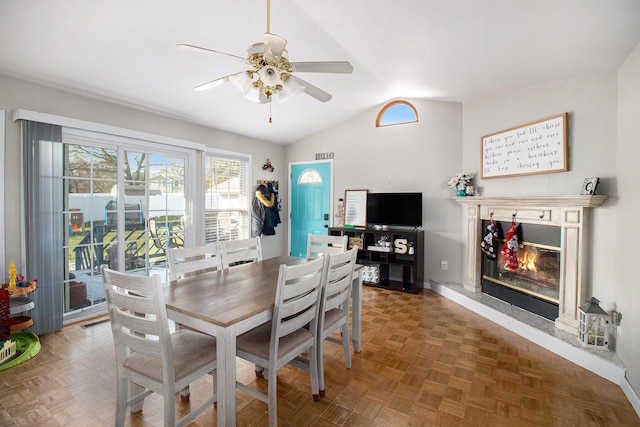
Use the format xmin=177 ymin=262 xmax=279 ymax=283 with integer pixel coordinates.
xmin=269 ymin=96 xmax=273 ymax=123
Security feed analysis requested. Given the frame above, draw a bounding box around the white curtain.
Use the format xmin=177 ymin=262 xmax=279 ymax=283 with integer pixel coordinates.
xmin=22 ymin=120 xmax=64 ymax=335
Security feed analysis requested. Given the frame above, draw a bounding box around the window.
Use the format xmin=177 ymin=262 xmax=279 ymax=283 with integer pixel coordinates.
xmin=376 ymin=100 xmax=418 ymax=127
xmin=204 ymin=152 xmax=250 ymax=243
xmin=298 ymin=169 xmax=322 ymax=184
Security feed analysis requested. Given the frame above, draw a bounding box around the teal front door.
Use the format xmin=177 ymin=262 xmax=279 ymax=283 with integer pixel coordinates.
xmin=289 ymin=161 xmax=333 ymax=257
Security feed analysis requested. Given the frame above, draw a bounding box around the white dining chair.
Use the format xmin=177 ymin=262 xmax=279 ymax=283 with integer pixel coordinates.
xmin=220 ymin=237 xmax=262 ymax=268
xmin=317 ymin=247 xmax=358 ymax=398
xmin=235 ymin=256 xmax=329 ymax=426
xmin=306 ymin=234 xmax=348 ymax=258
xmin=166 ymin=242 xmax=221 ymax=281
xmin=101 ymin=266 xmax=217 ymax=427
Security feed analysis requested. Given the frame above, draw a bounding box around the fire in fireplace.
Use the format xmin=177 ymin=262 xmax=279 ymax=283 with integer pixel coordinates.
xmin=481 ymin=221 xmax=561 ymax=320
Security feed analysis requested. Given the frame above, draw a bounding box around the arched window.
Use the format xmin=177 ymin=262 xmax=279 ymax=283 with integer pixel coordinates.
xmin=298 ymin=169 xmax=322 ymax=184
xmin=376 ymin=100 xmax=418 ymax=127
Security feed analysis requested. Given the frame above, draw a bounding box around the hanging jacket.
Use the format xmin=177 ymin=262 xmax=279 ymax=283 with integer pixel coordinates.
xmin=267 ymin=182 xmax=282 ymax=229
xmin=251 ymin=185 xmax=276 ymax=237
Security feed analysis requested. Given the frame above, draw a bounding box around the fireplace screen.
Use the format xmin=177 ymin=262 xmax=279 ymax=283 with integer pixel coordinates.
xmin=482 ymin=221 xmax=561 ymax=320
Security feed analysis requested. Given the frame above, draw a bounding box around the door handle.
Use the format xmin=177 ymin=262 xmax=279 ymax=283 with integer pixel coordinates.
xmin=324 ymin=224 xmax=328 ymax=228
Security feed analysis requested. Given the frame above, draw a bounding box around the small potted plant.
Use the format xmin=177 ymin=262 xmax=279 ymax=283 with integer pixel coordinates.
xmin=448 ymin=173 xmax=474 ymax=196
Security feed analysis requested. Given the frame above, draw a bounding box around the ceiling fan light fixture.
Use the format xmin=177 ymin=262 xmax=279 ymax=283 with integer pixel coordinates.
xmin=228 ymin=71 xmax=254 ymax=94
xmin=276 ymin=74 xmax=305 ymax=102
xmin=258 ymin=65 xmax=282 ymax=87
xmin=244 ymin=86 xmax=265 ymax=103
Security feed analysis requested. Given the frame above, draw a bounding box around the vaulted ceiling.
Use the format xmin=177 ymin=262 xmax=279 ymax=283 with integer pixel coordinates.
xmin=1 ymin=1 xmax=639 ymax=144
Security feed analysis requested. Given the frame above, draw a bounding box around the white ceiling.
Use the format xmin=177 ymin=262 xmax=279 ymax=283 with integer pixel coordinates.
xmin=1 ymin=1 xmax=639 ymax=144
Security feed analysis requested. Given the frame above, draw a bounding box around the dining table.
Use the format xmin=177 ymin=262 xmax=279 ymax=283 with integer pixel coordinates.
xmin=164 ymin=255 xmax=363 ymax=427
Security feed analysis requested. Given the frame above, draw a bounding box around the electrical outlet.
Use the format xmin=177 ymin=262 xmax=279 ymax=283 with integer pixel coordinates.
xmin=440 ymin=260 xmax=448 ymax=271
xmin=612 ymin=310 xmax=622 ymax=336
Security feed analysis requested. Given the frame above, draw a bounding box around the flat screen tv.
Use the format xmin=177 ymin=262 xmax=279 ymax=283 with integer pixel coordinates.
xmin=366 ymin=192 xmax=422 ymax=227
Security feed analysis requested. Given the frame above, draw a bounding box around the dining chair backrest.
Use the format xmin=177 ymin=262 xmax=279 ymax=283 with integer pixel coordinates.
xmin=306 ymin=234 xmax=348 ymax=258
xmin=101 ymin=266 xmax=217 ymax=426
xmin=102 ymin=266 xmax=171 ymax=368
xmin=220 ymin=237 xmax=262 ymax=268
xmin=323 ymin=247 xmax=358 ymax=315
xmin=273 ymin=255 xmax=328 ymax=347
xmin=235 ymin=255 xmax=328 ymax=426
xmin=316 ymin=247 xmax=358 ymax=398
xmin=166 ymin=242 xmax=221 ymax=281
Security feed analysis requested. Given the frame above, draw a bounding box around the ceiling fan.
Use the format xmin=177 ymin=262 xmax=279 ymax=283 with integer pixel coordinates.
xmin=177 ymin=0 xmax=353 ymax=104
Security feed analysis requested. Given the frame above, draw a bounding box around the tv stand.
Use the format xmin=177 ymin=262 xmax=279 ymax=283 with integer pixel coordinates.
xmin=329 ymin=227 xmax=424 ymax=293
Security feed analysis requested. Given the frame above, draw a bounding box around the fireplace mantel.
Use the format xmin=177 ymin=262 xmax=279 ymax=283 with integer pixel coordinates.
xmin=455 ymin=195 xmax=607 ymax=335
xmin=455 ymin=195 xmax=608 ymax=209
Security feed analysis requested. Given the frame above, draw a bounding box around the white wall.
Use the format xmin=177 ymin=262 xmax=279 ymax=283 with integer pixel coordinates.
xmin=0 ymin=75 xmax=287 ymax=265
xmin=285 ymin=99 xmax=464 ymax=284
xmin=616 ymin=42 xmax=640 ymax=395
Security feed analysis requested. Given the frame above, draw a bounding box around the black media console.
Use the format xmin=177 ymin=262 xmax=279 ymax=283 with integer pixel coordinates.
xmin=329 ymin=227 xmax=424 ymax=294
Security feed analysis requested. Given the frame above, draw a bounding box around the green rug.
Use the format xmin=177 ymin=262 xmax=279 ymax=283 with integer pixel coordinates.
xmin=0 ymin=332 xmax=40 ymax=371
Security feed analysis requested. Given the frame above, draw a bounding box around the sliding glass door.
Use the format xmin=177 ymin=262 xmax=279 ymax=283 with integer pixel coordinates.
xmin=62 ymin=131 xmax=189 ymax=314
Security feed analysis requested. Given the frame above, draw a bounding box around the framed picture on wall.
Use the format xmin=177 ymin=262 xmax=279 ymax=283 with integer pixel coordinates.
xmin=344 ymin=189 xmax=368 ymax=228
xmin=580 ymin=177 xmax=600 ymax=195
xmin=481 ymin=113 xmax=569 ymax=179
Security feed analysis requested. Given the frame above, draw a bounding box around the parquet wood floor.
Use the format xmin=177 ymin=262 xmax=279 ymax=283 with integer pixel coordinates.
xmin=1 ymin=288 xmax=638 ymax=426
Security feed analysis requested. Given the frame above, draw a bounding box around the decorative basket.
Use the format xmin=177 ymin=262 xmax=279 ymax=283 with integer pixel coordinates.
xmin=348 ymin=236 xmax=364 ymax=250
xmin=362 ymin=264 xmax=380 ymax=284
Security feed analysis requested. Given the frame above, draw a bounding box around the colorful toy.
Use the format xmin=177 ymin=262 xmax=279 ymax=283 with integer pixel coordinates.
xmin=8 ymin=261 xmax=17 ymax=291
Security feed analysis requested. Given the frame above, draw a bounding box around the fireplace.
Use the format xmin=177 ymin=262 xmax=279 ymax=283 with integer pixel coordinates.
xmin=455 ymin=195 xmax=607 ymax=335
xmin=481 ymin=221 xmax=561 ymax=320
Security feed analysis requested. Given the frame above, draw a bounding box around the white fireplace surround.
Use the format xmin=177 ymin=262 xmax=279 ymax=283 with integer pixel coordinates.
xmin=455 ymin=195 xmax=607 ymax=335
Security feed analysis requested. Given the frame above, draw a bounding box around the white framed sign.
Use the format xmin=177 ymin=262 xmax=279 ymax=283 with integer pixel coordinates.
xmin=344 ymin=189 xmax=367 ymax=228
xmin=481 ymin=113 xmax=568 ymax=179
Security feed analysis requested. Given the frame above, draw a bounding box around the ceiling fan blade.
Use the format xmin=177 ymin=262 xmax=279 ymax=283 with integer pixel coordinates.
xmin=289 ymin=75 xmax=332 ymax=102
xmin=290 ymin=61 xmax=354 ymax=74
xmin=263 ymin=33 xmax=287 ymax=62
xmin=177 ymin=43 xmax=246 ymax=62
xmin=194 ymin=71 xmax=248 ymax=91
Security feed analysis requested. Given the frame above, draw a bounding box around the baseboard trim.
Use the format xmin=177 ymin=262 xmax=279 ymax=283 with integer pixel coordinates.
xmin=63 ymin=304 xmax=108 ymax=326
xmin=621 ymin=377 xmax=640 ymax=417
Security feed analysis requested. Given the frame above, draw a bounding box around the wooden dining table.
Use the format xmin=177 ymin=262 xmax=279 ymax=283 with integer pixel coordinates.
xmin=164 ymin=255 xmax=363 ymax=427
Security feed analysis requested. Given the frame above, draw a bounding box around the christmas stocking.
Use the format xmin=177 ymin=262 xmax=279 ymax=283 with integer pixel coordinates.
xmin=480 ymin=217 xmax=498 ymax=260
xmin=500 ymin=221 xmax=520 ymax=271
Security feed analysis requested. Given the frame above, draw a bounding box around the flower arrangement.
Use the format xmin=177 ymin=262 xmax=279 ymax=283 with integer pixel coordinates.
xmin=448 ymin=173 xmax=474 ymax=190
